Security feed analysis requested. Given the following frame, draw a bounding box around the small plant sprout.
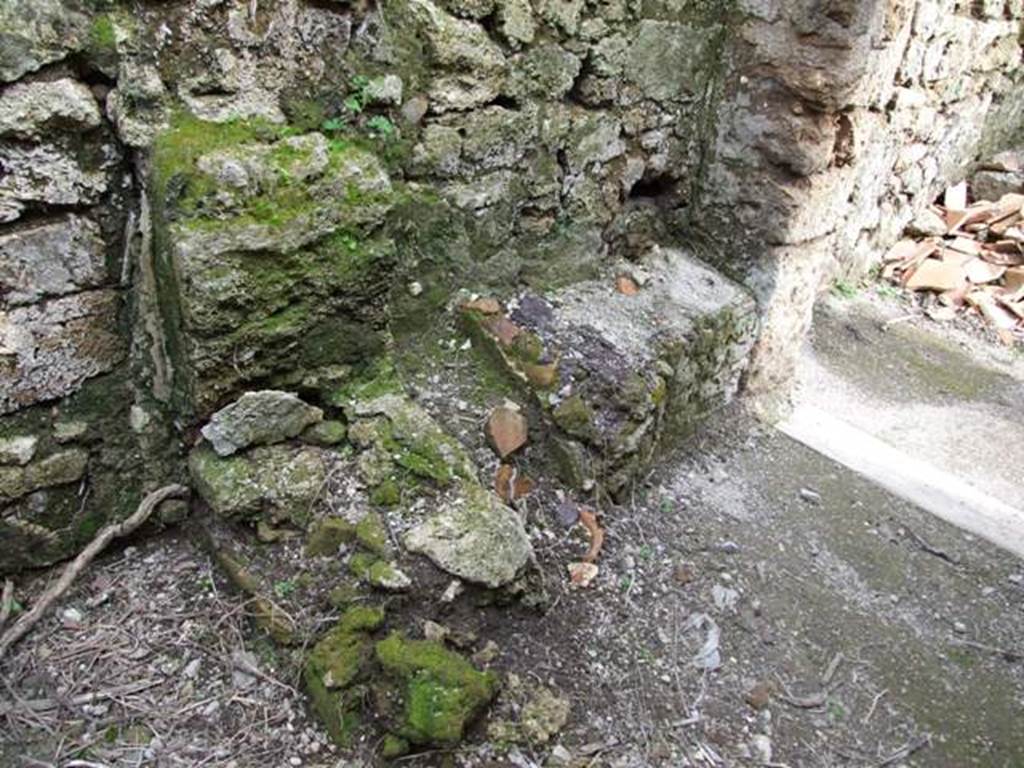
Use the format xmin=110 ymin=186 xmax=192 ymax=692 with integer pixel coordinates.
xmin=366 ymin=115 xmax=395 ymax=138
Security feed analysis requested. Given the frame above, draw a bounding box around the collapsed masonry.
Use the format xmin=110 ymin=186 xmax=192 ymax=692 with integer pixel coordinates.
xmin=0 ymin=0 xmax=1021 ymax=754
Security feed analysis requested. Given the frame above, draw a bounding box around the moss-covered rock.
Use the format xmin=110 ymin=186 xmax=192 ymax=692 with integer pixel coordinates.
xmin=188 ymin=443 xmax=326 ymax=528
xmin=306 ymin=517 xmax=358 ymax=557
xmin=404 ymin=480 xmax=532 ymax=588
xmin=304 ymin=606 xmax=386 ymax=745
xmin=346 ymin=394 xmax=475 ymax=487
xmin=306 ymin=510 xmax=391 ymax=558
xmin=301 ymin=420 xmax=348 ymax=447
xmin=374 ymin=631 xmax=498 ymax=746
xmin=150 ymin=113 xmax=400 ymax=416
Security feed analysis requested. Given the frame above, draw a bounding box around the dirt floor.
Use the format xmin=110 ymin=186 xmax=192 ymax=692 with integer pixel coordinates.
xmin=2 ymin=294 xmax=1023 ymax=768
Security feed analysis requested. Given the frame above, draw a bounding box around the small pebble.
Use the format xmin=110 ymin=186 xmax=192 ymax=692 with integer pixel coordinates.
xmin=719 ymin=541 xmax=740 ymax=555
xmin=799 ymin=487 xmax=822 ymax=504
xmin=750 ymin=734 xmax=772 ymax=763
xmin=408 ymin=281 xmax=423 ymax=296
xmin=953 ymin=621 xmax=967 ymax=634
xmin=61 ymin=607 xmax=83 ymax=627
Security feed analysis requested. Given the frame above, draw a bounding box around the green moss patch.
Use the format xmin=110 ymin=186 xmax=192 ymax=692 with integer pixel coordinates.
xmin=375 ymin=632 xmax=498 ymax=745
xmin=304 ymin=606 xmax=385 ymax=745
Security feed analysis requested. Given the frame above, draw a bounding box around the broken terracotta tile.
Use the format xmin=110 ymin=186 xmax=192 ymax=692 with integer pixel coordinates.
xmin=938 ymin=248 xmax=973 ymax=267
xmin=979 ymin=243 xmax=1024 ymax=266
xmin=494 ymin=464 xmax=534 ymax=503
xmin=904 ymin=258 xmax=968 ymax=292
xmin=996 ymin=295 xmax=1024 ymax=321
xmin=967 ymin=291 xmax=1019 ymax=339
xmin=963 ymin=258 xmax=1006 ymax=285
xmin=615 ymin=275 xmax=639 ymax=296
xmin=1004 ymin=266 xmax=1024 ymax=292
xmin=938 ymin=283 xmax=970 ymax=306
xmin=991 ymin=216 xmax=1022 ymax=238
xmin=568 ymin=561 xmax=599 ymax=588
xmin=944 ymin=181 xmax=968 ymax=211
xmin=485 ymin=403 xmax=529 ymax=458
xmin=578 ymin=507 xmax=605 ymax=563
xmin=883 ymin=239 xmax=922 ymax=263
xmin=462 ymin=297 xmax=503 ymax=315
xmin=481 ymin=314 xmax=524 ymax=347
xmin=947 ymin=237 xmax=984 ymax=256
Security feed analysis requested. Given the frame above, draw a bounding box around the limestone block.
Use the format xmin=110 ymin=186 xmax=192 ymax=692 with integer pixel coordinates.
xmin=1 ymin=290 xmax=125 ymax=415
xmin=155 ymin=125 xmax=397 ymax=411
xmin=507 ymin=45 xmax=581 ymax=99
xmin=0 ymin=142 xmax=111 ymax=222
xmin=189 ymin=443 xmax=327 ymax=527
xmin=0 ymin=79 xmax=101 ymax=140
xmin=0 ymin=435 xmax=37 ymax=466
xmin=627 ymin=21 xmax=713 ymax=103
xmin=201 ymin=391 xmax=324 ymax=457
xmin=0 ymin=215 xmax=107 ymax=307
xmin=461 ymin=248 xmax=757 ymax=495
xmin=0 ymin=0 xmax=90 ymax=83
xmin=404 ymin=481 xmax=532 ymax=587
xmin=497 ymin=0 xmax=536 ymax=44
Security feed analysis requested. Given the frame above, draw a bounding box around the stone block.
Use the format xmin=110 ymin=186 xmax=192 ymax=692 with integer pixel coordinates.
xmin=1 ymin=290 xmax=126 ymax=414
xmin=461 ymin=248 xmax=757 ymax=496
xmin=0 ymin=215 xmax=107 ymax=307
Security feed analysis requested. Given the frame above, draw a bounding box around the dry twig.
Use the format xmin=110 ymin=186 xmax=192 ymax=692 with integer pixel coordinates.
xmin=0 ymin=484 xmax=187 ymax=660
xmin=0 ymin=579 xmax=14 ymax=628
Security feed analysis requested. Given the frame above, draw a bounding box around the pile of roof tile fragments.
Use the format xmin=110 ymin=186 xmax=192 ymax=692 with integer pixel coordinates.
xmin=883 ymin=174 xmax=1024 ymax=344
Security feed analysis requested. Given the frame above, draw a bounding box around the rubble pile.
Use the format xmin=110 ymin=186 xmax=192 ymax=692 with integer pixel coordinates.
xmin=883 ymin=173 xmax=1024 ymax=344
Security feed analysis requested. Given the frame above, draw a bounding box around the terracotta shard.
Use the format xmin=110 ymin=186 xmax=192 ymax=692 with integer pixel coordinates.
xmin=578 ymin=507 xmax=605 ymax=563
xmin=462 ymin=297 xmax=503 ymax=315
xmin=980 ymin=243 xmax=1024 ymax=266
xmin=615 ymin=275 xmax=639 ymax=296
xmin=494 ymin=463 xmax=534 ymax=503
xmin=485 ymin=404 xmax=528 ymax=458
xmin=946 ymin=237 xmax=983 ymax=256
xmin=963 ymin=258 xmax=1006 ymax=285
xmin=883 ymin=239 xmax=921 ymax=263
xmin=904 ymin=258 xmax=967 ymax=292
xmin=944 ymin=181 xmax=968 ymax=211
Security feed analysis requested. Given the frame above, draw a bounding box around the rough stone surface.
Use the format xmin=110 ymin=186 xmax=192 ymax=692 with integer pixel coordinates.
xmin=0 ymin=215 xmax=107 ymax=307
xmin=0 ymin=78 xmax=102 ymax=140
xmin=464 ymin=248 xmax=757 ymax=495
xmin=201 ymin=391 xmax=323 ymax=457
xmin=404 ymin=482 xmax=532 ymax=588
xmin=700 ymin=0 xmax=1024 ymax=414
xmin=0 ymin=0 xmax=90 ymax=83
xmin=0 ymin=143 xmax=111 ymax=222
xmin=188 ymin=444 xmax=327 ymax=527
xmin=972 ymin=168 xmax=1024 ymax=202
xmin=0 ymin=436 xmax=38 ymax=466
xmin=1 ymin=291 xmax=126 ymax=414
xmin=156 ymin=125 xmax=396 ymax=413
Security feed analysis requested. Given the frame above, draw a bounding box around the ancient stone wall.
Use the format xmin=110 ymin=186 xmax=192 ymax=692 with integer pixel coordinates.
xmin=1 ymin=0 xmax=1020 ymax=570
xmin=700 ymin=0 xmax=1024 ymax=413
